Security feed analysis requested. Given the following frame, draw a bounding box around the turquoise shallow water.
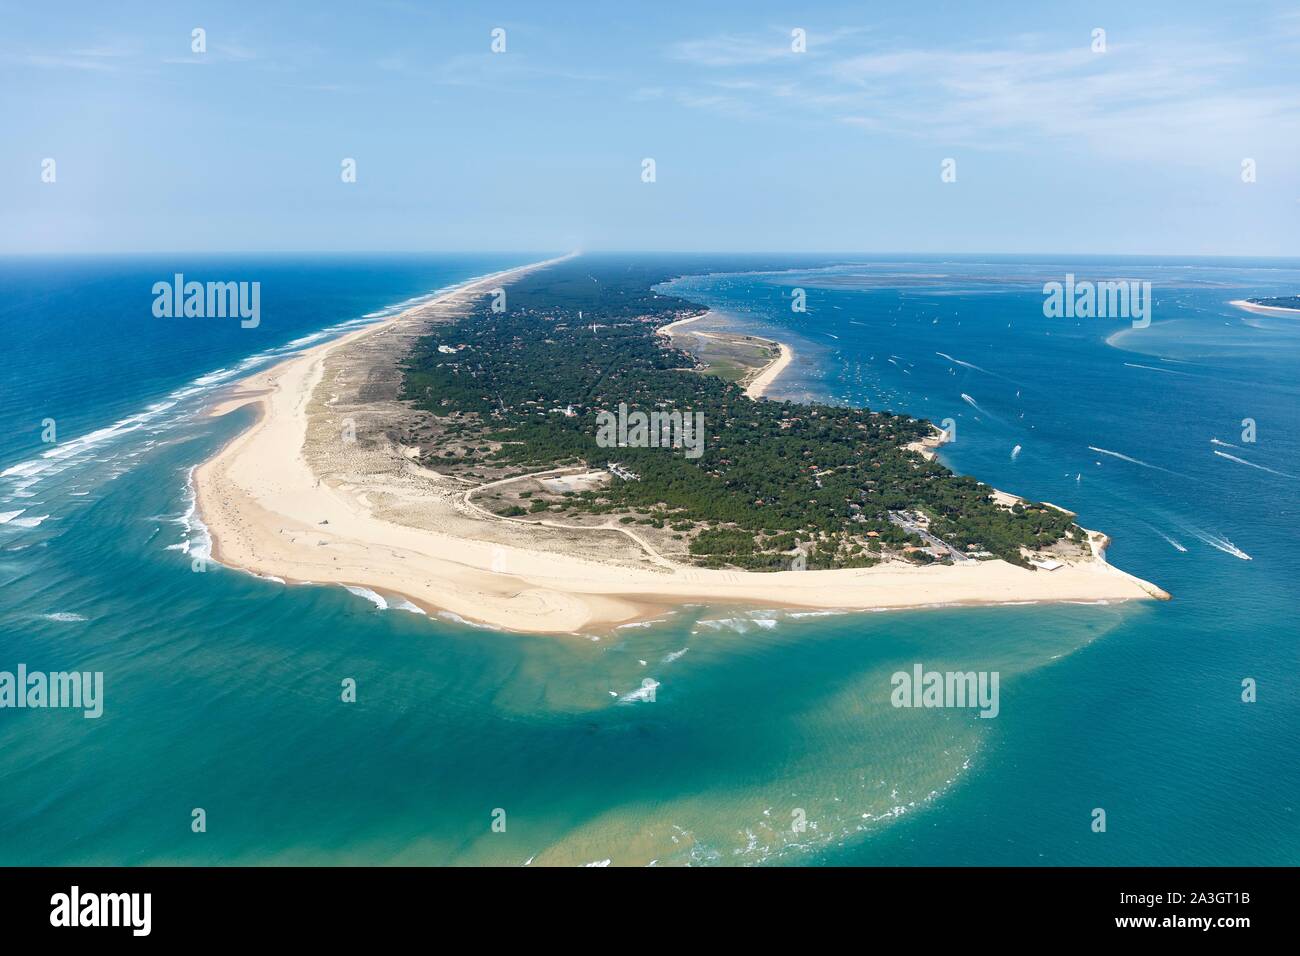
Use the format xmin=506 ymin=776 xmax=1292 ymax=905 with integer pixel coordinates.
xmin=2 ymin=254 xmax=1297 ymax=865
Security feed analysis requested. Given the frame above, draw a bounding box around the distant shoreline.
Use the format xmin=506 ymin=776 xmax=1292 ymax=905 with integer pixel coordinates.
xmin=656 ymin=311 xmax=710 ymax=338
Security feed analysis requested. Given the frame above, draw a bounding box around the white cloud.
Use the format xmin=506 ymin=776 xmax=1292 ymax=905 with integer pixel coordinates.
xmin=21 ymin=48 xmax=127 ymax=72
xmin=669 ymin=26 xmax=865 ymax=67
xmin=665 ymin=30 xmax=1300 ymax=169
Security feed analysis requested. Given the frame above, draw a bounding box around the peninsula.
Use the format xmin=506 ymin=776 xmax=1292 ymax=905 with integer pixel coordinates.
xmin=195 ymin=255 xmax=1167 ymax=633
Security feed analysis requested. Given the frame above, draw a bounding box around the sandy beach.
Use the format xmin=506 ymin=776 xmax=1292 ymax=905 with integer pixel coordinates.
xmin=744 ymin=341 xmax=794 ymax=399
xmin=656 ymin=311 xmax=710 ymax=339
xmin=659 ymin=310 xmax=792 ymax=398
xmin=195 ymin=257 xmax=1168 ymax=635
xmin=1230 ymin=299 xmax=1300 ymax=318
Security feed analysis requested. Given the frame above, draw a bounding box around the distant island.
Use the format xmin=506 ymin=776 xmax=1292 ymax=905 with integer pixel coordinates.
xmin=195 ymin=254 xmax=1167 ymax=633
xmin=1231 ymin=296 xmax=1300 ymax=317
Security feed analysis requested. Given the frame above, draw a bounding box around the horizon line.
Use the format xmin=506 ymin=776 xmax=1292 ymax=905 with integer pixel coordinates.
xmin=3 ymin=249 xmax=1300 ymax=262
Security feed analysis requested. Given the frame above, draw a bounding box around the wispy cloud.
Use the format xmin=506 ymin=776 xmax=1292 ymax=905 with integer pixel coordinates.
xmin=664 ymin=29 xmax=1300 ymax=167
xmin=20 ymin=47 xmax=129 ymax=72
xmin=670 ymin=26 xmax=866 ymax=67
xmin=162 ymin=42 xmax=258 ymax=67
xmin=670 ymin=33 xmax=798 ymax=68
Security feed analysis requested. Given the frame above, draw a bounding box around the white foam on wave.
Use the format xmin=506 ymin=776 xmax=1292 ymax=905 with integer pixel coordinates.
xmin=1 ymin=399 xmax=181 ymax=490
xmin=342 ymin=585 xmax=388 ymax=610
xmin=0 ymin=461 xmax=43 ymax=480
xmin=390 ymin=597 xmax=427 ymax=615
xmin=282 ymin=331 xmax=331 ymax=349
xmin=41 ymin=612 xmax=87 ymax=622
xmin=9 ymin=514 xmax=49 ymax=528
xmin=2 ymin=270 xmax=515 ymax=514
xmin=695 ymin=612 xmax=782 ymax=634
xmin=662 ymin=647 xmax=689 ymax=663
xmin=436 ymin=610 xmax=502 ymax=631
xmin=619 ymin=679 xmax=660 ymax=703
xmin=0 ymin=308 xmax=398 ymax=497
xmin=0 ymin=510 xmax=25 ymax=524
xmin=696 ymin=618 xmax=746 ymax=633
xmin=168 ymin=467 xmax=213 ymax=564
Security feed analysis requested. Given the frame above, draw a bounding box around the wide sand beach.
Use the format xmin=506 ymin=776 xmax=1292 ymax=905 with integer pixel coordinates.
xmin=195 ymin=257 xmax=1168 ymax=634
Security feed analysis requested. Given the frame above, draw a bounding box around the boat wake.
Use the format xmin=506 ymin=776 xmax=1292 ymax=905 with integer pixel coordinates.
xmin=1147 ymin=525 xmax=1188 ymax=552
xmin=1212 ymin=450 xmax=1297 ymax=480
xmin=1087 ymin=446 xmax=1183 ymax=477
xmin=1189 ymin=528 xmax=1252 ymax=561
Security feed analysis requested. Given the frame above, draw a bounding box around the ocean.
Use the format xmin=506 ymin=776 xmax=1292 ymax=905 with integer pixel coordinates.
xmin=1 ymin=253 xmax=1297 ymax=866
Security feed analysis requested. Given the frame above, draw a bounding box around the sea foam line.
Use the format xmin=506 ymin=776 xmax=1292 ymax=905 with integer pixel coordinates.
xmin=0 ymin=275 xmax=502 ymax=502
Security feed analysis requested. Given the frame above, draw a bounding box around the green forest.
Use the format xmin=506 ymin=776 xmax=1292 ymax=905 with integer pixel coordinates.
xmin=400 ymin=257 xmax=1082 ymax=570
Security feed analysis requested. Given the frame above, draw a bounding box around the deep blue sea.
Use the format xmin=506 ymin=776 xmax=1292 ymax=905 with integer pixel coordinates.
xmin=2 ymin=253 xmax=1297 ymax=865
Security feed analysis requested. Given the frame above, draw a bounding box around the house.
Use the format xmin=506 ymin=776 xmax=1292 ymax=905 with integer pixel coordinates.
xmin=607 ymin=462 xmax=641 ymax=482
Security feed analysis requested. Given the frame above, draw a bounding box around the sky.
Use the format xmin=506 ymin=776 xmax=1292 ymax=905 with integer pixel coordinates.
xmin=3 ymin=0 xmax=1298 ymax=256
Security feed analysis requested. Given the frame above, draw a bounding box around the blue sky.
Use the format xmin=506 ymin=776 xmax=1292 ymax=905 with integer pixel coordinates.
xmin=3 ymin=0 xmax=1297 ymax=255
